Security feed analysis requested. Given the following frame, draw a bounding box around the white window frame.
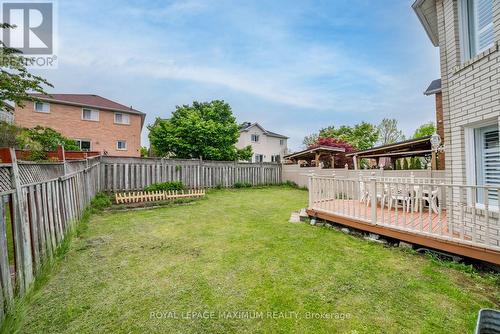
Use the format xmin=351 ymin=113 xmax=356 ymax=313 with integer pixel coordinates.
xmin=114 ymin=112 xmax=130 ymax=125
xmin=458 ymin=0 xmax=494 ymax=61
xmin=251 ymin=134 xmax=260 ymax=143
xmin=465 ymin=119 xmax=500 ymax=210
xmin=116 ymin=140 xmax=127 ymax=151
xmin=75 ymin=139 xmax=92 ymax=151
xmin=254 ymin=154 xmax=264 ymax=162
xmin=34 ymin=101 xmax=50 ymax=113
xmin=81 ymin=108 xmax=99 ymax=122
xmin=280 ymin=139 xmax=285 ymax=146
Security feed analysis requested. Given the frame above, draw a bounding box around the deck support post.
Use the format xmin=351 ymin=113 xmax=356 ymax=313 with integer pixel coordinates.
xmin=370 ymin=172 xmax=377 ymax=224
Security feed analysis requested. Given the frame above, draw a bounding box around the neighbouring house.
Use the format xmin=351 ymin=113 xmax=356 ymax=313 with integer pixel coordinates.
xmin=0 ymin=103 xmax=14 ymax=124
xmin=413 ymin=0 xmax=500 ymax=205
xmin=14 ymin=94 xmax=146 ymax=157
xmin=237 ymin=122 xmax=288 ymax=163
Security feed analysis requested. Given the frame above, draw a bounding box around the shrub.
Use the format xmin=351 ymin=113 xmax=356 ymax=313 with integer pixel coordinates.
xmin=234 ymin=182 xmax=252 ymax=188
xmin=144 ymin=181 xmax=185 ymax=192
xmin=90 ymin=193 xmax=112 ymax=211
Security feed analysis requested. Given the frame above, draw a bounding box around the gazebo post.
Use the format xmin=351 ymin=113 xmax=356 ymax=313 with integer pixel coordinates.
xmin=353 ymin=155 xmax=358 ymax=170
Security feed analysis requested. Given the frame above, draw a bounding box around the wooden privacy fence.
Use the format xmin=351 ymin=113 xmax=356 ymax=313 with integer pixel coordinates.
xmin=100 ymin=157 xmax=282 ymax=191
xmin=115 ymin=189 xmax=205 ymax=204
xmin=0 ymin=150 xmax=100 ymax=324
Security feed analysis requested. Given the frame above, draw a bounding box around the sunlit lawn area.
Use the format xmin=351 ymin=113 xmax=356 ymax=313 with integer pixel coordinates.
xmin=8 ymin=187 xmax=499 ymax=333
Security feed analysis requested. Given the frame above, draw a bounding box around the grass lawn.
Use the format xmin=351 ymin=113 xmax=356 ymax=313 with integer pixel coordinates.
xmin=6 ymin=187 xmax=499 ymax=333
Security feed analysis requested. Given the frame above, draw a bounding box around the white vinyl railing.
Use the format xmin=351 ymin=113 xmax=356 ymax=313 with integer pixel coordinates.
xmin=308 ymin=173 xmax=500 ymax=251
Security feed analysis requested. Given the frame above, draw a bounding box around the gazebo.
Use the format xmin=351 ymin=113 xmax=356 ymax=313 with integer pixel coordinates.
xmin=345 ymin=135 xmax=442 ymax=170
xmin=284 ymin=145 xmax=346 ymax=168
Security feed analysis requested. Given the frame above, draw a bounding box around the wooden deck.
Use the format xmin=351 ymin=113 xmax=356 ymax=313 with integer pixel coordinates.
xmin=308 ymin=199 xmax=500 ymax=265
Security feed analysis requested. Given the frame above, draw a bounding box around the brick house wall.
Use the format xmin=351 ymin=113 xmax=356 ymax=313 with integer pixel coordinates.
xmin=436 ymin=0 xmax=500 ymax=186
xmin=14 ymin=101 xmax=143 ymax=157
xmin=433 ymin=0 xmax=500 ymax=245
xmin=435 ymin=92 xmax=445 ymax=169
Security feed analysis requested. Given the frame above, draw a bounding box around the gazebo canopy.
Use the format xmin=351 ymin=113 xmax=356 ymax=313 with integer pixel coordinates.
xmin=284 ymin=145 xmax=345 ymax=161
xmin=346 ymin=136 xmax=432 ymax=159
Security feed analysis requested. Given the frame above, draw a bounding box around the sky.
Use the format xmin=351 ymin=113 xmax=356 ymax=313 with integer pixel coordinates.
xmin=34 ymin=0 xmax=440 ymax=151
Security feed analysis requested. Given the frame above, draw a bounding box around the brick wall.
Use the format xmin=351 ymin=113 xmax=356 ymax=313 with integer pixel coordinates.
xmin=437 ymin=0 xmax=500 ymax=186
xmin=435 ymin=0 xmax=500 ymax=241
xmin=435 ymin=92 xmax=446 ymax=170
xmin=14 ymin=101 xmax=143 ymax=157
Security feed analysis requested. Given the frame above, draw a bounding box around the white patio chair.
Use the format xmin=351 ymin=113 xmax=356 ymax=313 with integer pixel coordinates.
xmin=387 ymin=184 xmax=412 ymax=212
xmin=414 ymin=186 xmax=439 ymax=214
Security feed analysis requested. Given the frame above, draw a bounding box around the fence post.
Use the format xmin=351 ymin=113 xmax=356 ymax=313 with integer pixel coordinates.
xmin=8 ymin=148 xmax=33 ymax=294
xmin=370 ymin=171 xmax=377 ymax=224
xmin=58 ymin=145 xmax=67 ymax=175
xmin=161 ymin=158 xmax=166 ymax=183
xmin=308 ymin=173 xmax=315 ymax=208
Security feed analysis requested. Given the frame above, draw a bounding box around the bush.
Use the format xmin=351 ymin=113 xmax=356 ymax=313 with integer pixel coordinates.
xmin=234 ymin=182 xmax=252 ymax=188
xmin=90 ymin=193 xmax=112 ymax=211
xmin=144 ymin=181 xmax=185 ymax=192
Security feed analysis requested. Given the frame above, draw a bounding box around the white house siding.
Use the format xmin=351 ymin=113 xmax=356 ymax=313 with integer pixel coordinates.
xmin=435 ymin=0 xmax=500 ymax=246
xmin=237 ymin=125 xmax=288 ymax=163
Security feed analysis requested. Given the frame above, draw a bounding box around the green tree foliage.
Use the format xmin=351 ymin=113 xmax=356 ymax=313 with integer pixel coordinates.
xmin=148 ymin=100 xmax=248 ymax=161
xmin=236 ymin=145 xmax=253 ymax=161
xmin=410 ymin=157 xmax=422 ymax=170
xmin=319 ymin=122 xmax=379 ymax=150
xmin=413 ymin=122 xmax=436 ymax=139
xmin=377 ymin=118 xmax=405 ymax=145
xmin=0 ymin=121 xmax=21 ymax=147
xmin=302 ymin=133 xmax=319 ymax=148
xmin=0 ymin=23 xmax=52 ymax=109
xmin=18 ymin=126 xmax=79 ymax=151
xmin=140 ymin=146 xmax=149 ymax=157
xmin=402 ymin=158 xmax=409 ymax=170
xmin=395 ymin=159 xmax=401 ymax=170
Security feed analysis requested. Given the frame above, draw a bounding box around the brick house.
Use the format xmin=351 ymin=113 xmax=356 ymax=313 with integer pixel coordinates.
xmin=414 ymin=0 xmax=500 ymax=205
xmin=14 ymin=94 xmax=146 ymax=157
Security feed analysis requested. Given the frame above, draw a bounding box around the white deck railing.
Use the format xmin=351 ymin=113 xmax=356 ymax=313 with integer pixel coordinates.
xmin=308 ymin=173 xmax=500 ymax=251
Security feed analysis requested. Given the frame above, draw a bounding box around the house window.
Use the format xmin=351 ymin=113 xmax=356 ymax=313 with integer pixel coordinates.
xmin=75 ymin=139 xmax=91 ymax=151
xmin=116 ymin=140 xmax=127 ymax=150
xmin=254 ymin=154 xmax=264 ymax=162
xmin=82 ymin=108 xmax=99 ymax=121
xmin=280 ymin=139 xmax=285 ymax=146
xmin=459 ymin=0 xmax=494 ymax=60
xmin=271 ymin=155 xmax=281 ymax=163
xmin=251 ymin=134 xmax=260 ymax=142
xmin=474 ymin=125 xmax=499 ymax=205
xmin=34 ymin=101 xmax=50 ymax=113
xmin=114 ymin=112 xmax=130 ymax=125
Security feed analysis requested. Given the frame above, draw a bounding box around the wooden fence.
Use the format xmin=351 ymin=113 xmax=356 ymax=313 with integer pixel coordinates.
xmin=100 ymin=157 xmax=282 ymax=191
xmin=0 ymin=153 xmax=282 ymax=324
xmin=0 ymin=150 xmax=101 ymax=323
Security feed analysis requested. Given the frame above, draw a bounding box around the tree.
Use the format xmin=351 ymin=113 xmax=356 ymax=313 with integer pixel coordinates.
xmin=302 ymin=133 xmax=318 ymax=148
xmin=377 ymin=118 xmax=405 ymax=145
xmin=148 ymin=100 xmax=248 ymax=161
xmin=236 ymin=145 xmax=253 ymax=161
xmin=309 ymin=137 xmax=357 ymax=168
xmin=140 ymin=147 xmax=149 ymax=157
xmin=18 ymin=126 xmax=79 ymax=151
xmin=0 ymin=23 xmax=52 ymax=109
xmin=395 ymin=159 xmax=401 ymax=170
xmin=0 ymin=121 xmax=21 ymax=147
xmin=319 ymin=122 xmax=379 ymax=150
xmin=402 ymin=158 xmax=409 ymax=170
xmin=413 ymin=122 xmax=436 ymax=139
